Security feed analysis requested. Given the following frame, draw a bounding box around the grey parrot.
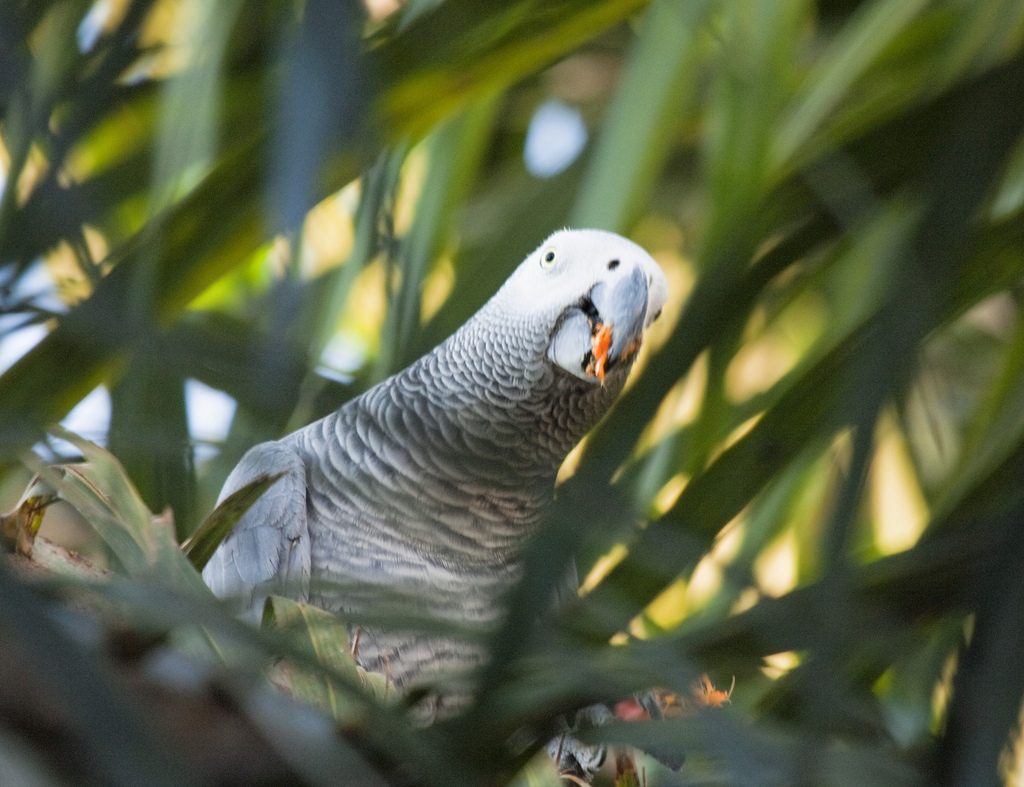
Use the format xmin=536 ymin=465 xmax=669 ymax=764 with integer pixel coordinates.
xmin=203 ymin=228 xmax=668 ymax=777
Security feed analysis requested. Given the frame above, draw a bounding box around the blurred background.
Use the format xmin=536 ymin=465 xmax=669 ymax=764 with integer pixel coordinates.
xmin=3 ymin=0 xmax=1024 ymax=784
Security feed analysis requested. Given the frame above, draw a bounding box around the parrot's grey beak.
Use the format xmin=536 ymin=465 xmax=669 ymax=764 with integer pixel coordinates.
xmin=589 ymin=266 xmax=649 ymax=371
xmin=548 ymin=265 xmax=655 ymax=384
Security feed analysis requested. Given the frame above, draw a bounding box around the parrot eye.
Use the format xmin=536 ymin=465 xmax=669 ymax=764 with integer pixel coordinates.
xmin=540 ymin=249 xmax=557 ymax=269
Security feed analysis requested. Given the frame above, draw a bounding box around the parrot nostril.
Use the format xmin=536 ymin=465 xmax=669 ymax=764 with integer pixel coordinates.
xmin=607 ymin=259 xmax=620 ymax=271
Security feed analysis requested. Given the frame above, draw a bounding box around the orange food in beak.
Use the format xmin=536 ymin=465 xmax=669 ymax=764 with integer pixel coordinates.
xmin=589 ymin=323 xmax=613 ymax=383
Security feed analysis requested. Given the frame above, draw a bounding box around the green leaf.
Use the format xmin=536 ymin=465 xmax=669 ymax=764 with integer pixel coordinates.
xmin=570 ymin=0 xmax=713 ymax=231
xmin=21 ymin=428 xmax=205 ymax=591
xmin=181 ymin=472 xmax=285 ymax=571
xmin=263 ymin=595 xmax=391 ymax=721
xmin=0 ymin=563 xmax=192 ymax=787
xmin=774 ymin=0 xmax=929 ymax=166
xmin=379 ymin=96 xmax=501 ymax=376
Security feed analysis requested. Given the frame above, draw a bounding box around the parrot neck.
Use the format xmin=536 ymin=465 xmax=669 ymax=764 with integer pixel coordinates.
xmin=418 ymin=305 xmax=627 ymax=475
xmin=302 ymin=304 xmax=628 ymax=560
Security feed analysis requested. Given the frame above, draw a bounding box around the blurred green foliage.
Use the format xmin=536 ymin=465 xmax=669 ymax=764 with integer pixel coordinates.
xmin=3 ymin=0 xmax=1024 ymax=784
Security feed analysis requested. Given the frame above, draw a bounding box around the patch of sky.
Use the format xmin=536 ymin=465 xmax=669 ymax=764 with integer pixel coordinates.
xmin=523 ymin=99 xmax=588 ymax=179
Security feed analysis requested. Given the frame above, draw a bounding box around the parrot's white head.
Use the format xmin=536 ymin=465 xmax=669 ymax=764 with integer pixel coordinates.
xmin=497 ymin=229 xmax=668 ymax=384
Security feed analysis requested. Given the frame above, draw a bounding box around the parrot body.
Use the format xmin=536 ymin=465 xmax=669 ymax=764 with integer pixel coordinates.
xmin=203 ymin=228 xmax=667 ymax=768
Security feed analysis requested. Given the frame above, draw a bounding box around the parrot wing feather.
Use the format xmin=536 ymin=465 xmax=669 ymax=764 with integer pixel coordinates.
xmin=202 ymin=441 xmax=310 ymax=620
